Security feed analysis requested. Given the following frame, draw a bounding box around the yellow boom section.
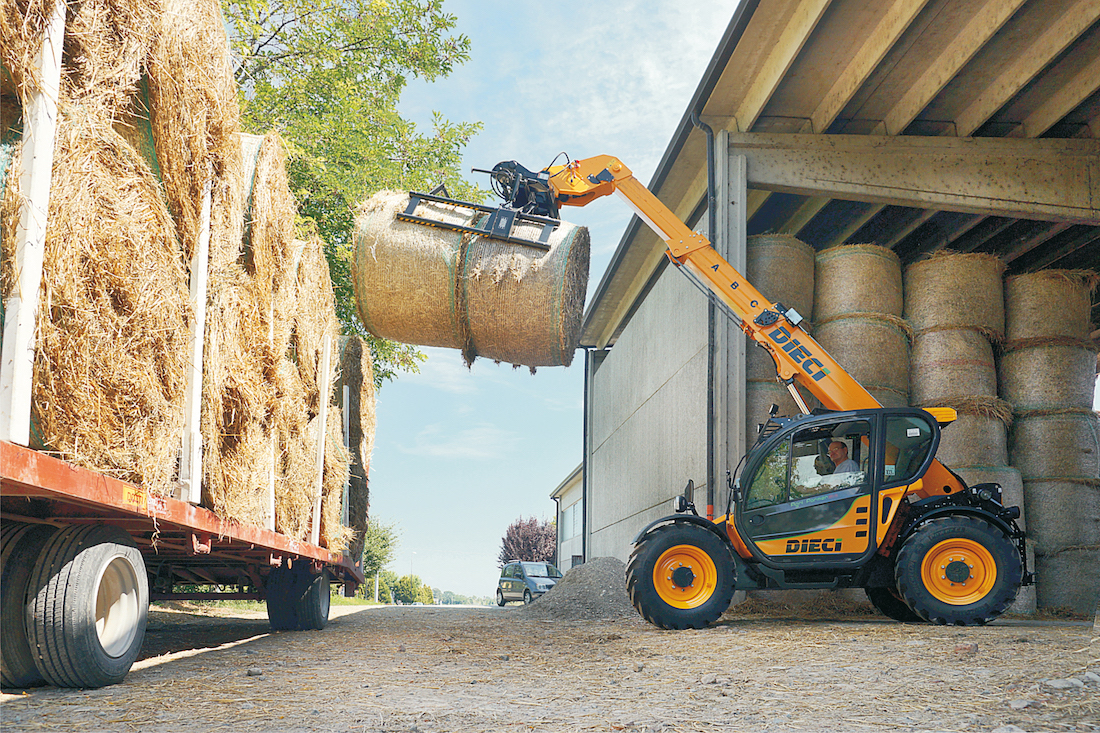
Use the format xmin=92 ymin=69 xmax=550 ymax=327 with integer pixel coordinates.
xmin=549 ymin=155 xmax=964 ymax=499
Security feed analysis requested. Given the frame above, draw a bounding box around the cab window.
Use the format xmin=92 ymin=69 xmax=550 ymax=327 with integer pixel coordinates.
xmin=745 ymin=437 xmax=791 ymax=509
xmin=884 ymin=414 xmax=935 ymax=485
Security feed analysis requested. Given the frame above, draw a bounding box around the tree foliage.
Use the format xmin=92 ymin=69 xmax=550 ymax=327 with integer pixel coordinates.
xmin=392 ymin=574 xmax=434 ymax=604
xmin=221 ymin=0 xmax=486 ymax=385
xmin=497 ymin=516 xmax=556 ymax=568
xmin=360 ymin=517 xmax=400 ymax=579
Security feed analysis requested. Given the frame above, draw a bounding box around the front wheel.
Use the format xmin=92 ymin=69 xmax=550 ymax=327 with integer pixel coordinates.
xmin=522 ymin=589 xmax=532 ymax=605
xmin=895 ymin=516 xmax=1021 ymax=626
xmin=626 ymin=523 xmax=735 ymax=629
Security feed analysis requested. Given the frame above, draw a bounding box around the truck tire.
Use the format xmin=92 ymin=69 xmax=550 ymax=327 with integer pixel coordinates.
xmin=865 ymin=586 xmax=922 ymax=623
xmin=296 ymin=569 xmax=331 ymax=631
xmin=26 ymin=525 xmax=148 ymax=688
xmin=265 ymin=564 xmax=300 ymax=631
xmin=2 ymin=523 xmax=57 ymax=688
xmin=626 ymin=523 xmax=735 ymax=630
xmin=895 ymin=516 xmax=1021 ymax=626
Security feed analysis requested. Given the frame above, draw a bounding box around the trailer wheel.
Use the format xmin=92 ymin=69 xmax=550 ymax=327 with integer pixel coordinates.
xmin=896 ymin=516 xmax=1021 ymax=626
xmin=296 ymin=569 xmax=330 ymax=631
xmin=626 ymin=523 xmax=734 ymax=630
xmin=265 ymin=564 xmax=300 ymax=631
xmin=2 ymin=523 xmax=58 ymax=688
xmin=865 ymin=586 xmax=922 ymax=623
xmin=26 ymin=525 xmax=148 ymax=688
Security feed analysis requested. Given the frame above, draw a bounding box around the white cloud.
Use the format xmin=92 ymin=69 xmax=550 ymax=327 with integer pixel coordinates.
xmin=399 ymin=422 xmax=520 ymax=460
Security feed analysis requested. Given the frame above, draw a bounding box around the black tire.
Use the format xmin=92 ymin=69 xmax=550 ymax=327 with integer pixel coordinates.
xmin=865 ymin=586 xmax=923 ymax=623
xmin=522 ymin=589 xmax=532 ymax=605
xmin=26 ymin=525 xmax=149 ymax=688
xmin=296 ymin=570 xmax=331 ymax=630
xmin=626 ymin=523 xmax=735 ymax=630
xmin=2 ymin=523 xmax=58 ymax=688
xmin=496 ymin=589 xmax=506 ymax=607
xmin=265 ymin=564 xmax=300 ymax=631
xmin=895 ymin=516 xmax=1021 ymax=626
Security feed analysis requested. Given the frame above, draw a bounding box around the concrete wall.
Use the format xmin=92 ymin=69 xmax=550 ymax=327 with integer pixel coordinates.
xmin=554 ymin=470 xmax=584 ymax=569
xmin=586 ymin=264 xmax=709 ymax=561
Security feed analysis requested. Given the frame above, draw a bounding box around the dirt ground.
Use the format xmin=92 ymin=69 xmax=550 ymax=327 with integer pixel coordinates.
xmin=1 ymin=601 xmax=1097 ymax=733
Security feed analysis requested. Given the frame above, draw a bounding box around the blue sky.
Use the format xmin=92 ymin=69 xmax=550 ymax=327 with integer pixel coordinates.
xmin=369 ymin=1 xmax=744 ymax=598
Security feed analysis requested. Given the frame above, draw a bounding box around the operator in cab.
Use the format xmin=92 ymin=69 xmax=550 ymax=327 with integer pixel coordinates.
xmin=828 ymin=441 xmax=858 ymax=473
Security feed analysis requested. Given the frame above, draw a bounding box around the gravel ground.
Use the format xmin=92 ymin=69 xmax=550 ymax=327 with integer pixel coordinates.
xmin=1 ymin=561 xmax=1097 ymax=733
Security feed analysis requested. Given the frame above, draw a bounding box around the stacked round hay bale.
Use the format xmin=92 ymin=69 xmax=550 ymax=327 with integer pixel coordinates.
xmin=337 ymin=336 xmax=377 ymax=565
xmin=903 ymin=251 xmax=1034 ymax=612
xmin=813 ymin=244 xmax=909 ymax=409
xmin=352 ymin=190 xmax=590 ymax=368
xmin=1001 ymin=269 xmax=1100 ymax=614
xmin=744 ymin=234 xmax=817 ymax=446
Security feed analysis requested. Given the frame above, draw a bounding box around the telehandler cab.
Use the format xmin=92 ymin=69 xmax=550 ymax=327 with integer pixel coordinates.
xmin=403 ymin=154 xmax=1032 ymax=629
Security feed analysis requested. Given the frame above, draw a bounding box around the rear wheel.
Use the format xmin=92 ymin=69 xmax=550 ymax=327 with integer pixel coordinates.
xmin=2 ymin=523 xmax=57 ymax=688
xmin=496 ymin=589 xmax=506 ymax=607
xmin=296 ymin=570 xmax=330 ymax=630
xmin=265 ymin=564 xmax=300 ymax=631
xmin=626 ymin=523 xmax=734 ymax=629
xmin=896 ymin=516 xmax=1021 ymax=625
xmin=26 ymin=525 xmax=148 ymax=688
xmin=865 ymin=586 xmax=922 ymax=623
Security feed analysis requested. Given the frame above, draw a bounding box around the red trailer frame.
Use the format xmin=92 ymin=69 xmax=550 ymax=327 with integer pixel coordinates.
xmin=1 ymin=440 xmax=364 ymax=599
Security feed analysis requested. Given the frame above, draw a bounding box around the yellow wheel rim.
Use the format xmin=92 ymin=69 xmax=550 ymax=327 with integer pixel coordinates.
xmin=654 ymin=544 xmax=717 ymax=609
xmin=920 ymin=538 xmax=997 ymax=606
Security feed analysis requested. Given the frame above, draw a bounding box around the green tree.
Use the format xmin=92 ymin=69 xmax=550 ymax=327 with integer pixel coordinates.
xmin=222 ymin=0 xmax=486 ymax=385
xmin=360 ymin=518 xmax=400 ymax=579
xmin=393 ymin=573 xmax=427 ymax=604
xmin=376 ymin=569 xmax=400 ymax=604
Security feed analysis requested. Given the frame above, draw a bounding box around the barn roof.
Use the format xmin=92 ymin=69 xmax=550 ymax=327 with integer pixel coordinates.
xmin=581 ymin=0 xmax=1100 ymax=350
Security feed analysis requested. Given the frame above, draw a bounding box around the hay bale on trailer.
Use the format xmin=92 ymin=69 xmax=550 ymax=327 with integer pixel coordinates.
xmin=813 ymin=244 xmax=902 ymax=320
xmin=903 ymin=251 xmax=1006 ymax=340
xmin=352 ymin=190 xmax=590 ymax=368
xmin=1005 ymin=270 xmax=1098 ymax=342
xmin=338 ymin=336 xmax=376 ymax=565
xmin=1 ymin=114 xmax=190 ymax=497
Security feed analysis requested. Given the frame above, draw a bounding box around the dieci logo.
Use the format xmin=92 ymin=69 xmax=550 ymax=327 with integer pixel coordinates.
xmin=767 ymin=326 xmax=830 ymax=382
xmin=785 ymin=538 xmax=843 ymax=553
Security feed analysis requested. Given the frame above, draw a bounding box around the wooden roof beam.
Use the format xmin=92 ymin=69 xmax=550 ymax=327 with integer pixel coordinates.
xmin=1019 ymin=47 xmax=1100 ymax=137
xmin=810 ymin=0 xmax=933 ymax=133
xmin=955 ymin=0 xmax=1100 ymax=136
xmin=729 ymin=132 xmax=1100 ymax=222
xmin=734 ymin=0 xmax=833 ymax=132
xmin=879 ymin=0 xmax=1028 ymax=136
xmin=1013 ymin=226 xmax=1100 ymax=270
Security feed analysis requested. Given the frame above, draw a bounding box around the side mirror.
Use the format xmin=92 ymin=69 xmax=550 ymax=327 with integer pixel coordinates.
xmin=768 ymin=403 xmax=779 ymax=417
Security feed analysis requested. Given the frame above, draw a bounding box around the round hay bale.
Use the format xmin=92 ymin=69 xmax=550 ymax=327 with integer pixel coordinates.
xmin=951 ymin=465 xmax=1034 ymax=614
xmin=746 ymin=343 xmax=779 ymax=381
xmin=1033 ymin=548 xmax=1099 ymax=615
xmin=813 ymin=313 xmax=911 ymax=395
xmin=272 ymin=357 xmax=313 ymax=541
xmin=1 ymin=113 xmax=189 ymax=497
xmin=1005 ymin=270 xmax=1098 ymax=342
xmin=999 ymin=343 xmax=1098 ymax=411
xmin=1022 ymin=479 xmax=1099 ymax=555
xmin=813 ymin=244 xmax=902 ymax=320
xmin=745 ymin=380 xmax=812 ymax=448
xmin=747 ymin=233 xmax=814 ymax=322
xmin=903 ymin=251 xmax=1006 ymax=339
xmin=353 ymin=191 xmax=590 ymax=367
xmin=910 ymin=328 xmax=998 ymax=404
xmin=338 ymin=336 xmax=376 ymax=564
xmin=320 ymin=405 xmax=352 ymax=553
xmin=1010 ymin=411 xmax=1100 ymax=479
xmin=937 ymin=413 xmax=1009 ymax=468
xmin=868 ymin=387 xmax=909 ymax=408
xmin=293 ymin=236 xmax=341 ymax=408
xmin=146 ymin=0 xmax=243 ymax=266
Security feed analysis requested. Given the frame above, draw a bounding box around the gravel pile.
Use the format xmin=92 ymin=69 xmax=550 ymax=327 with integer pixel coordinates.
xmin=519 ymin=556 xmax=640 ymax=622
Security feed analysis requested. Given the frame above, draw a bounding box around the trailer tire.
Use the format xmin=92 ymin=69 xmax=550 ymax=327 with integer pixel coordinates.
xmin=896 ymin=516 xmax=1021 ymax=626
xmin=265 ymin=564 xmax=300 ymax=631
xmin=296 ymin=569 xmax=330 ymax=631
xmin=26 ymin=525 xmax=148 ymax=688
xmin=865 ymin=586 xmax=922 ymax=623
xmin=627 ymin=523 xmax=735 ymax=630
xmin=2 ymin=523 xmax=58 ymax=688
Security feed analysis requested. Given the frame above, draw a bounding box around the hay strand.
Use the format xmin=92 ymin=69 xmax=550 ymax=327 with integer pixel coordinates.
xmin=813 ymin=243 xmax=902 ymax=320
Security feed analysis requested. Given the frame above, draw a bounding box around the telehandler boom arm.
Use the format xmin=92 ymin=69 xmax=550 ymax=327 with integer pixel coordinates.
xmin=545 ymin=155 xmax=964 ymax=498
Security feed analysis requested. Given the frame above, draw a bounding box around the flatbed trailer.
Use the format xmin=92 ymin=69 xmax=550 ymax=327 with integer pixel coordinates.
xmin=1 ymin=440 xmax=363 ymax=689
